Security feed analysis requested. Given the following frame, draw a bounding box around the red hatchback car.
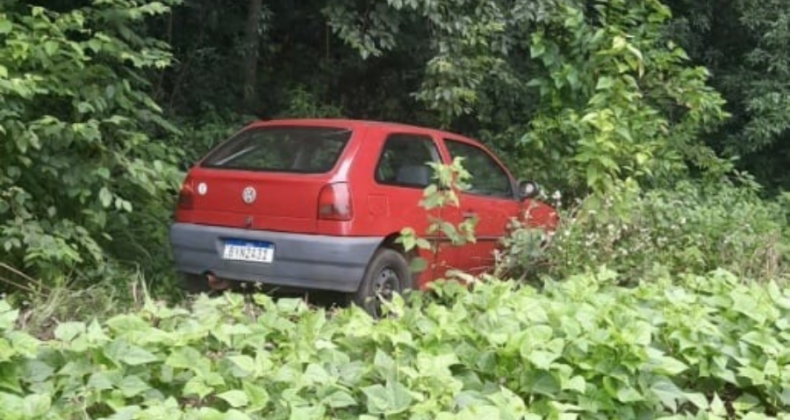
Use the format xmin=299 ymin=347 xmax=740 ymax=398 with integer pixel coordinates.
xmin=170 ymin=119 xmax=557 ymax=312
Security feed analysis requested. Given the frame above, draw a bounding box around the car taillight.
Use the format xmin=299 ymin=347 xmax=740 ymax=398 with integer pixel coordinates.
xmin=178 ymin=179 xmax=194 ymax=210
xmin=318 ymin=182 xmax=353 ymax=221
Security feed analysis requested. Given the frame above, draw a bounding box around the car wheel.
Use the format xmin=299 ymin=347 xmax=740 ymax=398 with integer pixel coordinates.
xmin=353 ymin=248 xmax=411 ymax=317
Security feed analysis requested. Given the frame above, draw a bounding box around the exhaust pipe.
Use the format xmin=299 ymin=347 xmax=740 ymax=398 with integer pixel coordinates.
xmin=206 ymin=272 xmax=230 ymax=291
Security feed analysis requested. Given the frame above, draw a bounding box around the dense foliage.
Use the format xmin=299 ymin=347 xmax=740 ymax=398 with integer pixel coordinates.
xmin=0 ymin=1 xmax=789 ymax=418
xmin=665 ymin=0 xmax=790 ymax=192
xmin=2 ymin=271 xmax=789 ymax=419
xmin=0 ymin=0 xmax=182 ymax=284
xmin=1 ymin=0 xmax=788 ymax=286
xmin=328 ymin=0 xmax=729 ymax=193
xmin=499 ymin=180 xmax=790 ymax=284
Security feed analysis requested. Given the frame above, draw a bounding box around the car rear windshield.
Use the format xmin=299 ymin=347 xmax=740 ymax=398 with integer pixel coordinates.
xmin=201 ymin=126 xmax=353 ymax=173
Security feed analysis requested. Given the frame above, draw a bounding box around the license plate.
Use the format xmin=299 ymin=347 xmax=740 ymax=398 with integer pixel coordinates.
xmin=222 ymin=239 xmax=274 ymax=263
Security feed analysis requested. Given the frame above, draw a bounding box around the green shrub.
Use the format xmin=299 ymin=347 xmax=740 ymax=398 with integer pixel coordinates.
xmin=0 ymin=1 xmax=182 ymax=286
xmin=0 ymin=270 xmax=788 ymax=419
xmin=499 ymin=181 xmax=789 ymax=284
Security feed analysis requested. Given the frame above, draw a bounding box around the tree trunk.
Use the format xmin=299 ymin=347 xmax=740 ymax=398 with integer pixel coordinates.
xmin=242 ymin=0 xmax=263 ymax=112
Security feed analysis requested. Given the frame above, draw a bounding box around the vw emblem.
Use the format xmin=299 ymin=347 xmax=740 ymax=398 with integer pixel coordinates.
xmin=242 ymin=186 xmax=257 ymax=204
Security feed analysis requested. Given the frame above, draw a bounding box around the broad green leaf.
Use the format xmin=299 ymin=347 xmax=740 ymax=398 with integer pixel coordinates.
xmin=362 ymin=381 xmax=413 ymax=415
xmin=596 ymin=76 xmax=614 ymax=90
xmin=218 ymin=390 xmax=249 ymax=408
xmin=54 ymin=322 xmax=85 ymax=342
xmin=0 ymin=303 xmax=17 ymax=330
xmin=119 ymin=345 xmax=159 ymax=365
xmin=617 ymin=387 xmax=643 ymax=403
xmin=410 ymin=257 xmax=428 ymax=272
xmin=22 ymin=394 xmax=51 ymax=417
xmin=183 ymin=377 xmax=213 ymax=399
xmin=325 ymin=390 xmax=356 ymax=408
xmin=288 ymin=406 xmax=325 ymax=420
xmin=99 ymin=187 xmax=113 ymax=208
xmin=224 ymin=409 xmax=253 ymax=420
xmin=243 ymin=381 xmax=270 ymax=411
xmin=650 ymin=378 xmax=685 ymax=412
xmin=304 ymin=363 xmax=330 ymax=384
xmin=374 ymin=350 xmax=396 ymax=379
xmin=87 ymin=372 xmax=116 ymax=391
xmin=228 ymin=355 xmax=256 ymax=377
xmin=119 ymin=375 xmax=149 ymax=397
xmin=527 ymin=350 xmax=560 ymax=370
xmin=165 ymin=346 xmax=202 ymax=370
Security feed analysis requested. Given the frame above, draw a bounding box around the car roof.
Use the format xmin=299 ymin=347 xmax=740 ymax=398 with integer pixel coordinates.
xmin=247 ymin=118 xmax=482 ymax=145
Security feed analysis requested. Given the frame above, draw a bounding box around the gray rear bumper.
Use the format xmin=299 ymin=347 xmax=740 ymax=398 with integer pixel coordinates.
xmin=169 ymin=223 xmax=382 ymax=292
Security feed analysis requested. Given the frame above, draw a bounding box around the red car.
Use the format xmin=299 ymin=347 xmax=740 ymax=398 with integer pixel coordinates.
xmin=170 ymin=119 xmax=557 ymax=313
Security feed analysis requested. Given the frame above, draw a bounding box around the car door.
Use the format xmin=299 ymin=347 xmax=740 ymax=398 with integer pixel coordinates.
xmin=442 ymin=138 xmax=521 ymax=275
xmin=365 ymin=130 xmax=460 ymax=287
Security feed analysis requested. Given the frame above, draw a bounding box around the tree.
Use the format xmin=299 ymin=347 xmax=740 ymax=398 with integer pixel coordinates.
xmin=665 ymin=0 xmax=790 ymax=192
xmin=0 ymin=0 xmax=181 ymax=282
xmin=242 ymin=0 xmax=263 ymax=111
xmin=326 ymin=0 xmax=728 ymax=194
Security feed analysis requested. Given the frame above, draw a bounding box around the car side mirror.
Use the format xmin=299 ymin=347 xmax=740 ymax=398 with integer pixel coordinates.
xmin=518 ymin=180 xmax=539 ymax=200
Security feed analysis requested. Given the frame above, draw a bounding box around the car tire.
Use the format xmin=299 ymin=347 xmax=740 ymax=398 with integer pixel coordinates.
xmin=353 ymin=248 xmax=412 ymax=317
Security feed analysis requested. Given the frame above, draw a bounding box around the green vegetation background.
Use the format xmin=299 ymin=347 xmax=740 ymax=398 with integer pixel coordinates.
xmin=0 ymin=0 xmax=788 ymax=418
xmin=0 ymin=0 xmax=788 ymax=291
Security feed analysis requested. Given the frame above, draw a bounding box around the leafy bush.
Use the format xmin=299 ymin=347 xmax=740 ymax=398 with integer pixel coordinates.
xmin=0 ymin=1 xmax=182 ymax=285
xmin=499 ymin=181 xmax=789 ymax=284
xmin=521 ymin=0 xmax=729 ymax=195
xmin=1 ymin=270 xmax=789 ymax=419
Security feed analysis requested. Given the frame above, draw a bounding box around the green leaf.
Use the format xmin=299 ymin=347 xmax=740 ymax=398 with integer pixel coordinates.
xmin=563 ymin=376 xmax=586 ymax=393
xmin=0 ymin=304 xmax=19 ymax=330
xmin=54 ymin=322 xmax=85 ymax=342
xmin=99 ymin=187 xmax=113 ymax=208
xmin=228 ymin=355 xmax=256 ymax=377
xmin=119 ymin=375 xmax=149 ymax=397
xmin=22 ymin=394 xmax=51 ymax=417
xmin=183 ymin=377 xmax=213 ymax=399
xmin=596 ymin=76 xmax=614 ymax=90
xmin=650 ymin=378 xmax=685 ymax=412
xmin=362 ymin=381 xmax=413 ymax=415
xmin=166 ymin=346 xmax=201 ymax=369
xmin=617 ymin=387 xmax=643 ymax=403
xmin=218 ymin=390 xmax=249 ymax=408
xmin=527 ymin=350 xmax=560 ymax=370
xmin=304 ymin=363 xmax=330 ymax=384
xmin=119 ymin=345 xmax=159 ymax=365
xmin=409 ymin=257 xmax=428 ymax=273
xmin=374 ymin=350 xmax=396 ymax=379
xmin=647 ymin=350 xmax=689 ymax=376
xmin=87 ymin=372 xmax=115 ymax=391
xmin=0 ymin=21 xmax=11 ymax=34
xmin=243 ymin=381 xmax=270 ymax=411
xmin=325 ymin=390 xmax=357 ymax=408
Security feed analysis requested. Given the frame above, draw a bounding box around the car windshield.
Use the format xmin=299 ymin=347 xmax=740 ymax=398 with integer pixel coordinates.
xmin=201 ymin=126 xmax=352 ymax=173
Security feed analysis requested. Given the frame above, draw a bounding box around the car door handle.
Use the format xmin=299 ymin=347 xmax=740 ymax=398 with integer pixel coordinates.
xmin=462 ymin=211 xmax=477 ymax=219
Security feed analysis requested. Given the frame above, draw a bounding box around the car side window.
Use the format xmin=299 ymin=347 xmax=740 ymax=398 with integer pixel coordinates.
xmin=375 ymin=134 xmax=440 ymax=188
xmin=445 ymin=139 xmax=513 ymax=198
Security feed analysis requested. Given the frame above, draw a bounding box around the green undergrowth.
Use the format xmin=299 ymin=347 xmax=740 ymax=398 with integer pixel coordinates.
xmin=499 ymin=181 xmax=790 ymax=284
xmin=1 ymin=269 xmax=789 ymax=419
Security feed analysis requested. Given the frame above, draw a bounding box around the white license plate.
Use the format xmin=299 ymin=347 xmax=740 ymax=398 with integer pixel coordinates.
xmin=222 ymin=239 xmax=274 ymax=263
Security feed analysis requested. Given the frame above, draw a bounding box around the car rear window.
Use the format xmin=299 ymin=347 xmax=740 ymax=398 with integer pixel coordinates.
xmin=201 ymin=126 xmax=352 ymax=173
